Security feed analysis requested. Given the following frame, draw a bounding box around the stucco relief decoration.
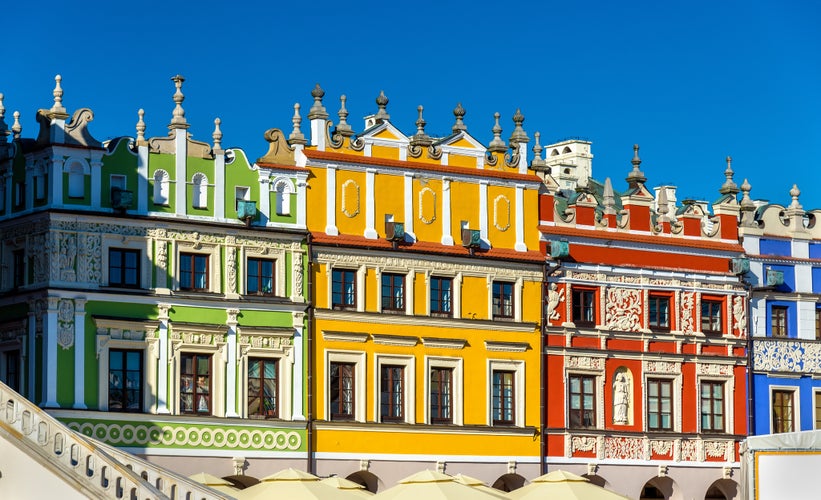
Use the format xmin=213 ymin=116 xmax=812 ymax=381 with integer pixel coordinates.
xmin=76 ymin=233 xmax=102 ymax=283
xmin=546 ymin=283 xmax=565 ymax=322
xmin=493 ymin=195 xmax=511 ymax=231
xmin=293 ymin=263 xmax=303 ymax=298
xmin=56 ymin=233 xmax=78 ymax=282
xmin=651 ymin=440 xmax=672 ymax=456
xmin=604 ymin=436 xmax=643 ymax=460
xmin=732 ymin=296 xmax=746 ymax=335
xmin=341 ymin=179 xmax=360 ymax=218
xmin=680 ymin=439 xmax=699 ymax=461
xmin=31 ymin=233 xmax=49 ymax=283
xmin=418 ymin=187 xmax=436 ymax=224
xmin=755 ymin=341 xmax=821 ymax=373
xmin=612 ymin=368 xmax=632 ymax=425
xmin=645 ymin=361 xmax=680 ymax=374
xmin=572 ymin=436 xmax=597 ymax=453
xmin=680 ymin=292 xmax=695 ymax=334
xmin=226 ymin=245 xmax=237 ymax=294
xmin=697 ymin=363 xmax=733 ymax=376
xmin=803 ymin=343 xmax=821 ymax=373
xmin=239 ymin=335 xmax=290 ymax=350
xmin=57 ymin=299 xmax=75 ymax=349
xmin=605 ymin=288 xmax=642 ymax=332
xmin=566 ymin=356 xmax=604 ymax=371
xmin=704 ymin=441 xmax=727 ymax=459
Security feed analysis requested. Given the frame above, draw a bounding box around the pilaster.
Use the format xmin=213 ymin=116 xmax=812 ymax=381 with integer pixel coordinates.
xmin=73 ymin=298 xmax=87 ymax=409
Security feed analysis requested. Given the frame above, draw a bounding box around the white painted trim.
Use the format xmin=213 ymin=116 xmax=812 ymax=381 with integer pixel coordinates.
xmin=225 ymin=319 xmax=239 ymax=418
xmin=403 ymin=173 xmax=415 ymax=240
xmin=373 ymin=354 xmax=416 ymax=424
xmin=137 ymin=146 xmax=149 ymax=213
xmin=325 ymin=165 xmax=338 ymax=235
xmin=515 ymin=184 xmax=527 ymax=251
xmin=424 ymin=355 xmax=464 ymax=425
xmin=479 ymin=180 xmax=489 ymax=245
xmin=292 ymin=324 xmax=305 ymax=420
xmin=120 ymin=447 xmax=308 ymax=459
xmin=73 ymin=299 xmax=87 ymax=410
xmin=325 ymin=350 xmax=367 ymax=422
xmin=441 ymin=178 xmax=453 ymax=246
xmin=768 ymin=384 xmax=800 ymax=434
xmin=90 ymin=155 xmax=103 ymax=209
xmin=486 ymin=359 xmax=525 ymax=427
xmin=364 ymin=168 xmax=377 ymax=239
xmin=43 ymin=301 xmax=59 ymax=407
xmin=174 ymin=130 xmax=186 ymax=216
xmin=213 ymin=151 xmax=225 ymax=219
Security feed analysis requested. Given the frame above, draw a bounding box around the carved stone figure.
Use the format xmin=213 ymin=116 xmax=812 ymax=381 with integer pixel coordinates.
xmin=732 ymin=296 xmax=746 ymax=335
xmin=613 ymin=372 xmax=629 ymax=424
xmin=547 ymin=283 xmax=564 ymax=321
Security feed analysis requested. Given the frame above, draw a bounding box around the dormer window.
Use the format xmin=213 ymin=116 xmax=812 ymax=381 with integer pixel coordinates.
xmin=68 ymin=163 xmax=85 ymax=198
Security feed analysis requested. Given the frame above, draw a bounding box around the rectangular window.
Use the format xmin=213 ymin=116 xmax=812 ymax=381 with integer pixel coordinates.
xmin=492 ymin=281 xmax=514 ymax=319
xmin=180 ymin=253 xmax=209 ymax=291
xmin=3 ymin=350 xmax=20 ymax=393
xmin=816 ymin=392 xmax=821 ymax=430
xmin=816 ymin=309 xmax=821 ymax=341
xmin=492 ymin=370 xmax=515 ymax=425
xmin=381 ymin=273 xmax=405 ymax=312
xmin=248 ymin=358 xmax=278 ymax=418
xmin=430 ymin=276 xmax=453 ymax=317
xmin=772 ymin=390 xmax=795 ymax=433
xmin=430 ymin=367 xmax=453 ymax=424
xmin=771 ymin=306 xmax=788 ymax=338
xmin=12 ymin=250 xmax=25 ymax=288
xmin=647 ymin=379 xmax=673 ymax=431
xmin=329 ymin=362 xmax=355 ymax=421
xmin=380 ymin=365 xmax=404 ymax=422
xmin=569 ymin=374 xmax=596 ymax=428
xmin=701 ymin=299 xmax=723 ymax=333
xmin=572 ymin=289 xmax=596 ymax=326
xmin=180 ymin=353 xmax=211 ymax=415
xmin=701 ymin=381 xmax=725 ymax=432
xmin=648 ymin=295 xmax=670 ymax=331
xmin=109 ymin=349 xmax=142 ymax=413
xmin=109 ymin=248 xmax=140 ymax=288
xmin=247 ymin=258 xmax=275 ymax=296
xmin=331 ymin=269 xmax=357 ymax=310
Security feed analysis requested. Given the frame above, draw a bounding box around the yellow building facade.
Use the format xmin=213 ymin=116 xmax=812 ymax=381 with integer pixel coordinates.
xmin=295 ymin=89 xmax=546 ymax=489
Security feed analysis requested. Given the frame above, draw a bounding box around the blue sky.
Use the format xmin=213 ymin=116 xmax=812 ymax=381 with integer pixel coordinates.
xmin=4 ymin=0 xmax=819 ymax=208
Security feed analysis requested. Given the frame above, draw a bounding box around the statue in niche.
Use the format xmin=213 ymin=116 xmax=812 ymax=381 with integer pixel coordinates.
xmin=613 ymin=372 xmax=629 ymax=425
xmin=547 ymin=283 xmax=564 ymax=321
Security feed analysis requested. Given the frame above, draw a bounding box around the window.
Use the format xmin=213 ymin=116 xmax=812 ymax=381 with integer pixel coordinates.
xmin=648 ymin=295 xmax=670 ymax=331
xmin=180 ymin=253 xmax=209 ymax=291
xmin=430 ymin=367 xmax=453 ymax=424
xmin=329 ymin=362 xmax=355 ymax=421
xmin=815 ymin=392 xmax=821 ymax=430
xmin=572 ymin=288 xmax=596 ymax=326
xmin=816 ymin=309 xmax=821 ymax=341
xmin=380 ymin=365 xmax=405 ymax=422
xmin=701 ymin=381 xmax=725 ymax=432
xmin=15 ymin=182 xmax=24 ymax=207
xmin=430 ymin=276 xmax=453 ymax=317
xmin=492 ymin=370 xmax=515 ymax=425
xmin=180 ymin=353 xmax=211 ymax=414
xmin=153 ymin=170 xmax=169 ymax=205
xmin=701 ymin=299 xmax=723 ymax=333
xmin=109 ymin=349 xmax=142 ymax=412
xmin=772 ymin=390 xmax=795 ymax=433
xmin=332 ymin=269 xmax=356 ymax=310
xmin=192 ymin=173 xmax=208 ymax=209
xmin=12 ymin=250 xmax=25 ymax=288
xmin=110 ymin=175 xmax=126 ymax=192
xmin=493 ymin=281 xmax=514 ymax=319
xmin=35 ymin=172 xmax=45 ymax=200
xmin=248 ymin=358 xmax=278 ymax=418
xmin=381 ymin=273 xmax=405 ymax=312
xmin=771 ymin=306 xmax=788 ymax=337
xmin=109 ymin=248 xmax=140 ymax=288
xmin=647 ymin=378 xmax=673 ymax=431
xmin=3 ymin=350 xmax=20 ymax=393
xmin=247 ymin=258 xmax=274 ymax=296
xmin=274 ymin=181 xmax=291 ymax=216
xmin=68 ymin=163 xmax=84 ymax=198
xmin=569 ymin=374 xmax=596 ymax=428
xmin=235 ymin=186 xmax=249 ymax=211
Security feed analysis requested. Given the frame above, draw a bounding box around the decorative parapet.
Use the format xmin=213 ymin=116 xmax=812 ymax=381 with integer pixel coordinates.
xmin=753 ymin=340 xmax=821 ymax=373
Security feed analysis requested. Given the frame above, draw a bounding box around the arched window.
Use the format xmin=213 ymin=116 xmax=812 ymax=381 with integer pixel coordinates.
xmin=562 ymin=146 xmax=572 ymax=154
xmin=153 ymin=170 xmax=170 ymax=205
xmin=192 ymin=173 xmax=208 ymax=209
xmin=68 ymin=163 xmax=85 ymax=198
xmin=274 ymin=180 xmax=293 ymax=216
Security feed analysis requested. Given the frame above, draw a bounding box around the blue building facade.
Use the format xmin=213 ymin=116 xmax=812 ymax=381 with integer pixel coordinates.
xmin=740 ymin=184 xmax=821 ymax=435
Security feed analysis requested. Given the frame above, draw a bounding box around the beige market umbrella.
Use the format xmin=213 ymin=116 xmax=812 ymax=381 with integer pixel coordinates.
xmin=237 ymin=468 xmax=361 ymax=500
xmin=372 ymin=470 xmax=502 ymax=500
xmin=188 ymin=472 xmax=240 ymax=497
xmin=452 ymin=474 xmax=509 ymax=499
xmin=507 ymin=470 xmax=631 ymax=500
xmin=322 ymin=476 xmax=375 ymax=497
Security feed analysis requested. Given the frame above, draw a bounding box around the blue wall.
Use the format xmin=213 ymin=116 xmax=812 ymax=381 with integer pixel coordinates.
xmin=752 ymin=373 xmax=821 ymax=434
xmin=766 ymin=300 xmax=798 ymax=338
xmin=760 ymin=239 xmax=791 ymax=257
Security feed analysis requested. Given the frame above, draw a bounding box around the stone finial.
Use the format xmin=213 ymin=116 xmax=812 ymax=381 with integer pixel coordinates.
xmin=308 ymin=84 xmax=329 ymax=120
xmin=509 ymin=109 xmax=528 ymax=144
xmin=0 ymin=93 xmax=8 ymax=144
xmin=135 ymin=109 xmax=146 ymax=144
xmin=12 ymin=111 xmax=21 ymax=139
xmin=719 ymin=155 xmax=739 ymax=195
xmin=531 ymin=131 xmax=546 ymax=167
xmin=452 ymin=103 xmax=467 ymax=133
xmin=410 ymin=105 xmax=433 ymax=145
xmin=603 ymin=177 xmax=616 ymax=214
xmin=657 ymin=187 xmax=670 ymax=219
xmin=375 ymin=90 xmax=390 ymax=122
xmin=740 ymin=178 xmax=755 ymax=211
xmin=168 ymin=74 xmax=189 ymax=129
xmin=335 ymin=95 xmax=353 ymax=137
xmin=487 ymin=112 xmax=506 ymax=152
xmin=789 ymin=184 xmax=802 ymax=210
xmin=289 ymin=103 xmax=307 ymax=144
xmin=626 ymin=144 xmax=646 ymax=186
xmin=49 ymin=74 xmax=68 ymax=118
xmin=212 ymin=118 xmax=223 ymax=150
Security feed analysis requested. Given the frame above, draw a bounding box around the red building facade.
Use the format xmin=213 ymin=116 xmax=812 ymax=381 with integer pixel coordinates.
xmin=537 ymin=149 xmax=748 ymax=500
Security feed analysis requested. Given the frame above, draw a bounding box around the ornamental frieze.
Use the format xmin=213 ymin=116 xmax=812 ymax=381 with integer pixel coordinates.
xmin=606 ymin=288 xmax=642 ymax=332
xmin=644 ymin=360 xmax=680 ymax=374
xmin=679 ymin=439 xmax=699 ymax=461
xmin=680 ymin=292 xmax=695 ymax=334
xmin=604 ymin=436 xmax=643 ymax=460
xmin=651 ymin=440 xmax=672 ymax=456
xmin=696 ymin=363 xmax=733 ymax=376
xmin=566 ymin=356 xmax=604 ymax=371
xmin=571 ymin=436 xmax=597 ymax=453
xmin=315 ymin=252 xmax=541 ymax=279
xmin=754 ymin=340 xmax=821 ymax=373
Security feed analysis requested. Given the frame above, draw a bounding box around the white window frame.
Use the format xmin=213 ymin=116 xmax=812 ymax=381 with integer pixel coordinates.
xmin=153 ymin=169 xmax=170 ymax=205
xmin=325 ymin=350 xmax=366 ymax=422
xmin=174 ymin=242 xmax=221 ymax=293
xmin=427 ymin=271 xmax=462 ymax=318
xmin=643 ymin=374 xmax=680 ymax=433
xmin=814 ymin=389 xmax=821 ymax=430
xmin=272 ymin=178 xmax=294 ymax=216
xmin=327 ymin=264 xmax=365 ymax=312
xmin=191 ymin=173 xmax=208 ymax=209
xmin=102 ymin=236 xmax=151 ymax=289
xmin=376 ymin=268 xmax=413 ymax=315
xmin=566 ymin=369 xmax=605 ymax=430
xmin=239 ymin=338 xmax=293 ymax=420
xmin=95 ymin=318 xmax=159 ymax=413
xmin=243 ymin=247 xmax=287 ymax=297
xmin=374 ymin=354 xmax=415 ymax=424
xmin=487 ymin=359 xmax=525 ymax=427
xmin=488 ymin=276 xmax=522 ymax=321
xmin=170 ymin=331 xmax=226 ymax=417
xmin=696 ymin=373 xmax=734 ymax=434
xmin=424 ymin=356 xmax=463 ymax=425
xmin=769 ymin=384 xmax=799 ymax=434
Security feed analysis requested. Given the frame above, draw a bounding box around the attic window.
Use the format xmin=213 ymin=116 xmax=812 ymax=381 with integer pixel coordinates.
xmin=562 ymin=146 xmax=572 ymax=154
xmin=68 ymin=163 xmax=85 ymax=198
xmin=551 ymin=149 xmax=559 ymax=156
xmin=192 ymin=173 xmax=208 ymax=209
xmin=564 ymin=168 xmax=571 ymax=175
xmin=153 ymin=170 xmax=170 ymax=205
